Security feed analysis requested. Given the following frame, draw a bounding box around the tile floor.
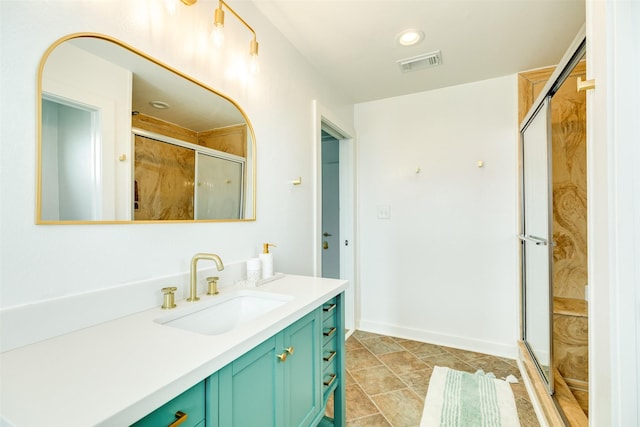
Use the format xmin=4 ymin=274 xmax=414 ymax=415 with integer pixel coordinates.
xmin=343 ymin=330 xmax=540 ymax=427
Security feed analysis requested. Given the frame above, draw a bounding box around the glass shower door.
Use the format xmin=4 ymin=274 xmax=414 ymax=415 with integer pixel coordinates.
xmin=520 ymin=97 xmax=554 ymax=393
xmin=195 ymin=153 xmax=244 ymax=220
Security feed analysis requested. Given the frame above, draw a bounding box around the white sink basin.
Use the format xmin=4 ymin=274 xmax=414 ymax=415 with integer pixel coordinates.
xmin=156 ymin=290 xmax=293 ymax=336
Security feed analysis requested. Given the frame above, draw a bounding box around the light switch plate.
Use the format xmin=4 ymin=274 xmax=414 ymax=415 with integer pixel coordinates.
xmin=377 ymin=205 xmax=390 ymax=219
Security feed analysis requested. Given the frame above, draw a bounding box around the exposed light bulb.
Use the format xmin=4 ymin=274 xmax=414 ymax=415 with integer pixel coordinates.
xmin=212 ymin=5 xmax=225 ymax=47
xmin=249 ymin=54 xmax=259 ymax=74
xmin=164 ymin=0 xmax=178 ymax=16
xmin=212 ymin=24 xmax=225 ymax=47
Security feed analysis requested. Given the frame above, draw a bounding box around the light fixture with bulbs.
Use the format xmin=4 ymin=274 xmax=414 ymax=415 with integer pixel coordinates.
xmin=181 ymin=0 xmax=259 ymax=72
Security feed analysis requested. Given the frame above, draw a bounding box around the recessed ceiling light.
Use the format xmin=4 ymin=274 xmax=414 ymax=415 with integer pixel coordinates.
xmin=150 ymin=101 xmax=170 ymax=109
xmin=396 ymin=29 xmax=424 ymax=47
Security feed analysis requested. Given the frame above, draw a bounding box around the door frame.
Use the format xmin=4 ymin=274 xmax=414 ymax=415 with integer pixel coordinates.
xmin=312 ymin=100 xmax=357 ymax=333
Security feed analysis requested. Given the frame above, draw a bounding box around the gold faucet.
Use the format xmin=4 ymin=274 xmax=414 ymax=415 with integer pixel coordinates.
xmin=188 ymin=253 xmax=224 ymax=302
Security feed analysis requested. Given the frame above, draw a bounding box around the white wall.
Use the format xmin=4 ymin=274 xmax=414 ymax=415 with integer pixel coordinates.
xmin=0 ymin=1 xmax=352 ymax=312
xmin=43 ymin=42 xmax=133 ymax=221
xmin=355 ymin=75 xmax=519 ymax=357
xmin=587 ymin=0 xmax=640 ymax=425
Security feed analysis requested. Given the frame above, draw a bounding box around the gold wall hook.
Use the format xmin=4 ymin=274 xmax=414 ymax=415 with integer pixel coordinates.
xmin=292 ymin=177 xmax=302 ymax=185
xmin=577 ymin=76 xmax=595 ymax=92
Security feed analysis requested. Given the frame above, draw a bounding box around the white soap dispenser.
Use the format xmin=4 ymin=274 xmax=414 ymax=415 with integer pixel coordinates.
xmin=260 ymin=243 xmax=276 ymax=279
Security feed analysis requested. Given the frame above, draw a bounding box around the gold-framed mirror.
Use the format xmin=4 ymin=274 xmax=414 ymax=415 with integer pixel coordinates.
xmin=37 ymin=33 xmax=256 ymax=224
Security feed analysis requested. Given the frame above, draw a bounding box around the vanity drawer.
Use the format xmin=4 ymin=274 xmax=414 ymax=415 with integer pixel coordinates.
xmin=131 ymin=381 xmax=205 ymax=427
xmin=322 ymin=307 xmax=337 ymax=346
xmin=322 ymin=334 xmax=337 ymax=367
xmin=322 ymin=298 xmax=337 ymax=321
xmin=322 ymin=358 xmax=338 ymax=392
xmin=322 ymin=323 xmax=337 ymax=347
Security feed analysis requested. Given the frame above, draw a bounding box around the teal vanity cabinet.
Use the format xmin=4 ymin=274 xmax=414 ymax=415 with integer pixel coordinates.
xmin=211 ymin=308 xmax=322 ymax=427
xmin=131 ymin=380 xmax=205 ymax=427
xmin=132 ymin=293 xmax=346 ymax=427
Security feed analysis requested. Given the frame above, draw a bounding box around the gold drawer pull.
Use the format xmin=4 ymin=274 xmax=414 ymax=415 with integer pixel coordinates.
xmin=168 ymin=410 xmax=188 ymax=427
xmin=323 ymin=351 xmax=337 ymax=362
xmin=323 ymin=327 xmax=337 ymax=337
xmin=323 ymin=373 xmax=337 ymax=387
xmin=277 ymin=351 xmax=288 ymax=362
xmin=286 ymin=346 xmax=294 ymax=356
xmin=323 ymin=303 xmax=337 ymax=313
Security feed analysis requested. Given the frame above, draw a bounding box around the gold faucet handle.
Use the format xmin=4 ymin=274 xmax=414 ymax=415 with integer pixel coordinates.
xmin=161 ymin=286 xmax=177 ymax=309
xmin=206 ymin=277 xmax=219 ymax=295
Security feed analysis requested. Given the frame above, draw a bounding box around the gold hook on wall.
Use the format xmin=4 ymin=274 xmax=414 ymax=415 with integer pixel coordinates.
xmin=576 ymin=76 xmax=595 ymax=92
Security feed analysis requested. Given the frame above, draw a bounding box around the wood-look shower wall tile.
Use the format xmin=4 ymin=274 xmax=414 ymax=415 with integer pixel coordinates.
xmin=553 ymin=313 xmax=588 ymax=383
xmin=134 ymin=135 xmax=195 ymax=220
xmin=132 ymin=113 xmax=198 ymax=144
xmin=198 ymin=124 xmax=247 ymax=157
xmin=551 ymin=61 xmax=588 ymax=300
xmin=517 ymin=67 xmax=554 ymax=124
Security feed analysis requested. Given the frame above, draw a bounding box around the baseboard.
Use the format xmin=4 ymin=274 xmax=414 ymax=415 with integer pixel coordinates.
xmin=358 ymin=319 xmax=518 ymax=359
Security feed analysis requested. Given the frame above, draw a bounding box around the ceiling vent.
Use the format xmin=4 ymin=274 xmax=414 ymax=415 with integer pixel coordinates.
xmin=397 ymin=51 xmax=442 ymax=73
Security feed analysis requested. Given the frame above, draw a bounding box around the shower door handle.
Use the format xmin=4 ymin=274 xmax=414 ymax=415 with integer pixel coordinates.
xmin=519 ymin=234 xmax=549 ymax=246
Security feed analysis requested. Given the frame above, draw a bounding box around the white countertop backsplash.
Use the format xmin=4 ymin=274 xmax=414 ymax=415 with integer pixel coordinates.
xmin=0 ymin=267 xmax=348 ymax=427
xmin=0 ymin=260 xmax=249 ymax=353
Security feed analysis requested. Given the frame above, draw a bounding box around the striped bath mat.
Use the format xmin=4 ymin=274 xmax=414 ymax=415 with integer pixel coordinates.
xmin=420 ymin=366 xmax=521 ymax=427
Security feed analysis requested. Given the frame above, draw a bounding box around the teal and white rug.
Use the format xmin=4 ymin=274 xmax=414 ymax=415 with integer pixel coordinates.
xmin=420 ymin=366 xmax=521 ymax=427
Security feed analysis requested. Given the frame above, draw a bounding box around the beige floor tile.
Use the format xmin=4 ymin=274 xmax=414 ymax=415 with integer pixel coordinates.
xmin=360 ymin=336 xmax=404 ymax=356
xmin=345 ymin=370 xmax=356 ymax=386
xmin=516 ymin=397 xmax=541 ymax=427
xmin=371 ymin=388 xmax=425 ymax=427
xmin=345 ymin=384 xmax=380 ymax=421
xmin=350 ymin=365 xmax=407 ymax=396
xmin=347 ymin=413 xmax=392 ymax=427
xmin=347 ymin=347 xmax=383 ymax=371
xmin=346 ymin=336 xmax=365 ymax=351
xmin=442 ymin=346 xmax=492 ymax=362
xmin=346 ymin=331 xmax=537 ymax=427
xmin=510 ymin=381 xmax=531 ymax=401
xmin=396 ymin=366 xmax=433 ymax=398
xmin=468 ymin=355 xmax=521 ymax=380
xmin=353 ymin=330 xmax=383 ymax=341
xmin=377 ymin=351 xmax=428 ymax=375
xmin=397 ymin=339 xmax=447 ymax=358
xmin=419 ymin=351 xmax=475 ymax=373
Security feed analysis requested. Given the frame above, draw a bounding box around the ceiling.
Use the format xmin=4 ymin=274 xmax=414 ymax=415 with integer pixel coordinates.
xmin=254 ymin=0 xmax=586 ymax=104
xmin=70 ymin=37 xmax=247 ymax=132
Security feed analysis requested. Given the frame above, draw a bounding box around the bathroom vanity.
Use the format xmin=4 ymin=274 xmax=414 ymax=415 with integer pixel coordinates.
xmin=0 ymin=275 xmax=347 ymax=427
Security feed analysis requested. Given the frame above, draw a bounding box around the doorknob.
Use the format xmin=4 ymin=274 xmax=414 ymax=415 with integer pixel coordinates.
xmin=323 ymin=232 xmax=332 ymax=237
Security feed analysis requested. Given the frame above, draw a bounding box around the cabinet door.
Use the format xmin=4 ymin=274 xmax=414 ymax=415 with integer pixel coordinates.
xmin=281 ymin=309 xmax=322 ymax=427
xmin=217 ymin=336 xmax=280 ymax=427
xmin=204 ymin=372 xmax=218 ymax=427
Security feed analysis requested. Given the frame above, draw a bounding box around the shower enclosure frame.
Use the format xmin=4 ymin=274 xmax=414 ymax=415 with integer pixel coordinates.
xmin=518 ymin=25 xmax=586 ymax=396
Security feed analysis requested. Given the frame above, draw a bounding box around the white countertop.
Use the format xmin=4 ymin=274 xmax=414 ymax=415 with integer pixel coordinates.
xmin=0 ymin=275 xmax=348 ymax=427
